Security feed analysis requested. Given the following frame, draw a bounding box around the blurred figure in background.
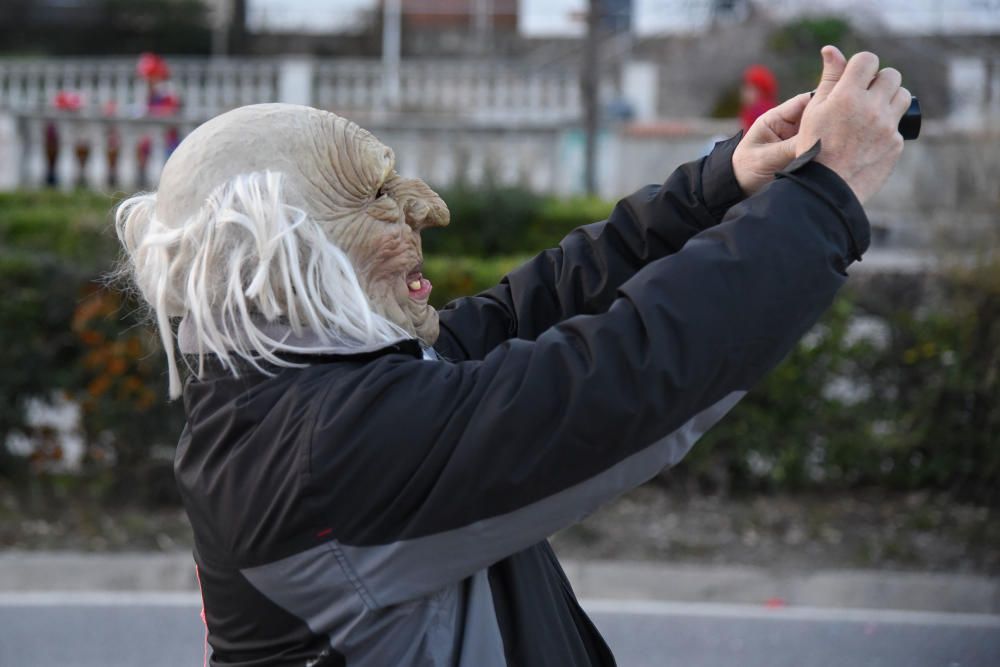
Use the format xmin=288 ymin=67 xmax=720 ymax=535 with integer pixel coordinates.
xmin=136 ymin=52 xmax=182 ymax=186
xmin=740 ymin=64 xmax=778 ymax=132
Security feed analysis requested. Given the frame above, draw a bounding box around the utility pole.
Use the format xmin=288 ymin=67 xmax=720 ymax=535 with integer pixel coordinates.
xmin=211 ymin=0 xmax=230 ymax=57
xmin=382 ymin=0 xmax=402 ymax=111
xmin=473 ymin=0 xmax=493 ymax=53
xmin=582 ymin=0 xmax=601 ymax=196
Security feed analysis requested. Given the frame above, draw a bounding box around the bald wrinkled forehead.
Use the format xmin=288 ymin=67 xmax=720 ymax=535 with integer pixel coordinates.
xmin=155 ymin=104 xmax=395 ymax=224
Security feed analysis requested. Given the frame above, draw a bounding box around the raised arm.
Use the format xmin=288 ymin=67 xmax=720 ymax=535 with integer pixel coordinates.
xmin=304 ymin=154 xmax=872 ymax=608
xmin=434 ymin=133 xmax=746 ymax=360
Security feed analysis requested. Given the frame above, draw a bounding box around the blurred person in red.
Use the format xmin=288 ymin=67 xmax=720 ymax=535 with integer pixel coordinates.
xmin=740 ymin=64 xmax=778 ymax=132
xmin=136 ymin=52 xmax=183 ymax=186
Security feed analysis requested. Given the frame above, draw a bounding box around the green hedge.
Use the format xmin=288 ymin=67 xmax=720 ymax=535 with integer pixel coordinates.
xmin=0 ymin=191 xmax=185 ymax=505
xmin=2 ymin=190 xmax=998 ymax=505
xmin=424 ymin=184 xmax=615 ymax=256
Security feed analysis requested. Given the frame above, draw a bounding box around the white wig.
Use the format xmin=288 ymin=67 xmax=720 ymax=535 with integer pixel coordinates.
xmin=116 ymin=170 xmax=406 ymax=399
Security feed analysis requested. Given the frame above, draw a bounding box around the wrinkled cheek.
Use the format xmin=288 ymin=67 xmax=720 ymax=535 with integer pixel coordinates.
xmin=417 ymin=307 xmax=440 ymax=344
xmin=401 ymin=297 xmax=439 ymax=343
xmin=362 ymin=276 xmax=405 ymax=317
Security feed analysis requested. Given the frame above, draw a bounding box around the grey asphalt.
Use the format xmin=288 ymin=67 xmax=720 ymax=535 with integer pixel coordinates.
xmin=3 ymin=552 xmax=999 ymax=614
xmin=1 ymin=593 xmax=998 ymax=667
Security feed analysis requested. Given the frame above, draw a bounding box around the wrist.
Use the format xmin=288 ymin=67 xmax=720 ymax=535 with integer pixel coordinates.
xmin=702 ymin=132 xmax=747 ymax=218
xmin=732 ymin=160 xmax=759 ymax=197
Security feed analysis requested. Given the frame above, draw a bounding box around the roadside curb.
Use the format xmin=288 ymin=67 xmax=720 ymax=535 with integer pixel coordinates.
xmin=1 ymin=552 xmax=996 ymax=614
xmin=562 ymin=560 xmax=1000 ymax=614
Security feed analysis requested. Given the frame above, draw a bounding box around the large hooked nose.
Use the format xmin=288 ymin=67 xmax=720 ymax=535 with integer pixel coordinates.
xmin=391 ymin=175 xmax=450 ymax=231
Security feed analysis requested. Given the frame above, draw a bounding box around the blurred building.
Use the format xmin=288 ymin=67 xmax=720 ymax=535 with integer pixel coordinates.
xmin=520 ymin=0 xmax=1000 ymax=37
xmin=0 ymin=0 xmax=213 ymax=54
xmin=241 ymin=0 xmax=520 ymax=55
xmin=0 ymin=0 xmax=997 ymax=216
xmin=245 ymin=0 xmax=372 ymax=34
xmin=761 ymin=0 xmax=1000 ymax=36
xmin=0 ymin=0 xmax=104 ymax=27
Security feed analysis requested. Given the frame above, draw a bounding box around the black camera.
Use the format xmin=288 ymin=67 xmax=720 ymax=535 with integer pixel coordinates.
xmin=898 ymin=97 xmax=921 ymax=140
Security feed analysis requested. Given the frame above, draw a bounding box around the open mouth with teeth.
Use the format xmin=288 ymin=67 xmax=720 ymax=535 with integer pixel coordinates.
xmin=406 ymin=266 xmax=432 ymax=301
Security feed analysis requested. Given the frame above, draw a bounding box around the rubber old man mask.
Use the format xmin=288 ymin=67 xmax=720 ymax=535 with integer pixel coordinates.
xmin=160 ymin=103 xmax=449 ymax=339
xmin=119 ymin=104 xmax=450 ymax=397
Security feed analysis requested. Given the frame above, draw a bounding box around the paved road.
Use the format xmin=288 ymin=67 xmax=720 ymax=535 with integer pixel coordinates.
xmin=1 ymin=593 xmax=997 ymax=667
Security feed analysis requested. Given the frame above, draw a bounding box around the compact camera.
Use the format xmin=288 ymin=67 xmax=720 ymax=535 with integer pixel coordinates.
xmin=898 ymin=96 xmax=921 ymax=140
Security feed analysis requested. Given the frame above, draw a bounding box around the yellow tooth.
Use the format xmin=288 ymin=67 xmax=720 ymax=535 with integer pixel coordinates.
xmin=409 ymin=280 xmax=422 ymax=291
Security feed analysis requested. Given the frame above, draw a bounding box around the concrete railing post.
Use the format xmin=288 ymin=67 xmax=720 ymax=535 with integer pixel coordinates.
xmin=277 ymin=58 xmax=315 ymax=107
xmin=0 ymin=112 xmax=18 ymax=190
xmin=622 ymin=61 xmax=659 ymax=122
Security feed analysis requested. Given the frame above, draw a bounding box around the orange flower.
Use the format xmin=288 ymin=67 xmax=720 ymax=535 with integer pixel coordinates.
xmin=71 ymin=298 xmax=103 ymax=330
xmin=83 ymin=348 xmax=107 ymax=369
xmin=125 ymin=337 xmax=143 ymax=358
xmin=87 ymin=375 xmax=112 ymax=398
xmin=136 ymin=389 xmax=156 ymax=410
xmin=79 ymin=330 xmax=105 ymax=346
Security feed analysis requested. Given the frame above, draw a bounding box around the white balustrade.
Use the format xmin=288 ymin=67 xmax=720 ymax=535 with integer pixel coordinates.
xmin=0 ymin=57 xmax=585 ymax=126
xmin=312 ymin=59 xmax=581 ymax=123
xmin=0 ymin=58 xmax=280 ymax=119
xmin=0 ymin=55 xmax=690 ymax=197
xmin=10 ymin=111 xmax=198 ymax=192
xmin=3 ymin=109 xmax=579 ymax=195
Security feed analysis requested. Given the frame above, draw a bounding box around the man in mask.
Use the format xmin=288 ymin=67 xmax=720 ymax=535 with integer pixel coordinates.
xmin=117 ymin=46 xmax=909 ymax=666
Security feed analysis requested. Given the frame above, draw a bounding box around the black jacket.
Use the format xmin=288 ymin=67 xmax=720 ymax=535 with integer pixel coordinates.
xmin=176 ymin=135 xmax=870 ymax=666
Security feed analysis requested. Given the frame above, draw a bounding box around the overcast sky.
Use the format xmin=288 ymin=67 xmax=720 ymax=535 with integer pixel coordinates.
xmin=246 ymin=0 xmax=594 ymax=35
xmin=245 ymin=0 xmax=1000 ymax=37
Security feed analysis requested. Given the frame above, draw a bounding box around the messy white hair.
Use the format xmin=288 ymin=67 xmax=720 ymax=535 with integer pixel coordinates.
xmin=116 ymin=170 xmax=408 ymax=399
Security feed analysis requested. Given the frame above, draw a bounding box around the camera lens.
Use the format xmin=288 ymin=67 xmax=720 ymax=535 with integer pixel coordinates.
xmin=899 ymin=96 xmax=921 ymax=140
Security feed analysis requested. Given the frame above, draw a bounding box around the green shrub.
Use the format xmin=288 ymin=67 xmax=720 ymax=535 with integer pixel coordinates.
xmin=424 ymin=185 xmax=546 ymax=256
xmin=681 ymin=265 xmax=1000 ymax=505
xmin=424 ymin=255 xmax=527 ymax=308
xmin=684 ymin=297 xmax=884 ymax=494
xmin=425 ymin=184 xmax=615 ymax=256
xmin=531 ymin=196 xmax=614 ymax=248
xmin=865 ymin=262 xmax=1000 ymax=503
xmin=0 ymin=191 xmax=184 ymax=504
xmin=2 ymin=189 xmax=998 ymax=505
xmin=766 ymin=17 xmax=864 ymax=104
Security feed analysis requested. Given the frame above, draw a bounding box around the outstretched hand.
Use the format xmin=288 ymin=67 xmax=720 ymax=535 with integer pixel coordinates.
xmin=732 ymin=46 xmax=907 ymax=203
xmin=794 ymin=46 xmax=910 ymax=204
xmin=731 ymin=91 xmax=815 ymax=196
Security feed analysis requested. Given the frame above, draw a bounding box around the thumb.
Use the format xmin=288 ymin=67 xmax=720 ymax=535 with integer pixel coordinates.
xmin=773 ymin=135 xmax=799 ymax=163
xmin=813 ymin=45 xmax=848 ymax=102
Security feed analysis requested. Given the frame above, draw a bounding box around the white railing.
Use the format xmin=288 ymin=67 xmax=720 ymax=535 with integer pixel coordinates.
xmin=314 ymin=60 xmax=582 ymax=123
xmin=2 ymin=108 xmax=746 ymax=200
xmin=0 ymin=58 xmax=280 ymax=119
xmin=7 ymin=112 xmax=199 ymax=191
xmin=0 ymin=57 xmax=582 ymax=123
xmin=2 ymin=111 xmax=577 ymax=194
xmin=0 ymin=56 xmax=597 ymax=193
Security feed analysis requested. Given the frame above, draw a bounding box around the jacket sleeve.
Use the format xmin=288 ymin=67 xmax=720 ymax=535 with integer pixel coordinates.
xmin=309 ymin=155 xmax=870 ymax=609
xmin=434 ymin=133 xmax=747 ymax=361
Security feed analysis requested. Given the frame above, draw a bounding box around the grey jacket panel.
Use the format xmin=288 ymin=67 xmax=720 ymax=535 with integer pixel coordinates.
xmin=335 ymin=391 xmax=744 ymax=608
xmin=242 ymin=547 xmax=507 ymax=666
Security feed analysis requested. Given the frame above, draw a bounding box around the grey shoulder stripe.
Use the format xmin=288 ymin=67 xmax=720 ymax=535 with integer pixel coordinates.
xmin=340 ymin=390 xmax=746 ymax=607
